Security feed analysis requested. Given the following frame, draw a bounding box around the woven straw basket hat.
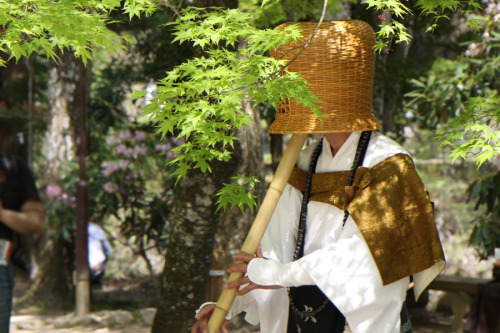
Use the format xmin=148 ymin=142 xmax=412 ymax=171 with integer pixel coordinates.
xmin=269 ymin=20 xmax=382 ymax=134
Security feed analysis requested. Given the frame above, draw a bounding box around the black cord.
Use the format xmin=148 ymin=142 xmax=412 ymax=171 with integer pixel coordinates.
xmin=342 ymin=131 xmax=372 ymax=226
xmin=293 ymin=141 xmax=323 ymax=261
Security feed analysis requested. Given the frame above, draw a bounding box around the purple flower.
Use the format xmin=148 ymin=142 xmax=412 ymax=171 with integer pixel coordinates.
xmin=45 ymin=184 xmax=63 ymax=198
xmin=134 ymin=144 xmax=148 ymax=156
xmin=106 ymin=137 xmax=119 ymax=146
xmin=134 ymin=131 xmax=147 ymax=141
xmin=103 ymin=161 xmax=119 ymax=176
xmin=61 ymin=193 xmax=77 ymax=207
xmin=115 ymin=144 xmax=127 ymax=155
xmin=118 ymin=130 xmax=132 ymax=140
xmin=118 ymin=159 xmax=131 ymax=170
xmin=155 ymin=143 xmax=171 ymax=153
xmin=104 ymin=182 xmax=119 ymax=194
xmin=125 ymin=148 xmax=135 ymax=157
xmin=173 ymin=137 xmax=185 ymax=146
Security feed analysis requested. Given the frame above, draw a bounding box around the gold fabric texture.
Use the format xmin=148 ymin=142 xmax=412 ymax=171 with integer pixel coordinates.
xmin=288 ymin=153 xmax=445 ymax=285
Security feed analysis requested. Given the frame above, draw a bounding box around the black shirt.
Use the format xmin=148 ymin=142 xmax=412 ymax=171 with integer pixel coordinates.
xmin=0 ymin=153 xmax=41 ymax=241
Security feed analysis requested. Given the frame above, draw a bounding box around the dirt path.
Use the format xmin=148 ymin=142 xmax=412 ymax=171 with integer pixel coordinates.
xmin=10 ymin=308 xmax=457 ymax=333
xmin=11 ymin=274 xmax=155 ymax=333
xmin=9 ymin=316 xmax=456 ymax=333
xmin=10 ymin=314 xmax=151 ymax=333
xmin=11 ymin=274 xmax=458 ymax=333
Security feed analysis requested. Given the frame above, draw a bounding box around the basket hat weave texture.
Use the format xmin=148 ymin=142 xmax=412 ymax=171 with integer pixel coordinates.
xmin=269 ymin=20 xmax=382 ymax=134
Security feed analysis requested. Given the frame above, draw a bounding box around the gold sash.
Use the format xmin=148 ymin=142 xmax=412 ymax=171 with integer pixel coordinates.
xmin=288 ymin=153 xmax=445 ymax=285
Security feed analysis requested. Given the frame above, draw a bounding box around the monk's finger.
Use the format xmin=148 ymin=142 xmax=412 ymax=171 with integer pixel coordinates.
xmin=199 ymin=318 xmax=209 ymax=333
xmin=237 ymin=283 xmax=259 ymax=296
xmin=234 ymin=252 xmax=255 ymax=263
xmin=256 ymin=244 xmax=264 ymax=258
xmin=225 ymin=276 xmax=251 ymax=290
xmin=227 ymin=263 xmax=248 ymax=274
xmin=221 ymin=320 xmax=230 ymax=333
xmin=195 ymin=304 xmax=214 ymax=320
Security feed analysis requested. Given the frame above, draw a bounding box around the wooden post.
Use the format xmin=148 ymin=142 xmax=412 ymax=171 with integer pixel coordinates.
xmin=207 ymin=250 xmax=226 ymax=302
xmin=75 ymin=61 xmax=90 ymax=316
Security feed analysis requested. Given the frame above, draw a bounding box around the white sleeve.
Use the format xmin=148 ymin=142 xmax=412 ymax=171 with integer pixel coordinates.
xmin=247 ymin=257 xmax=314 ymax=287
xmin=228 ymin=292 xmax=260 ymax=325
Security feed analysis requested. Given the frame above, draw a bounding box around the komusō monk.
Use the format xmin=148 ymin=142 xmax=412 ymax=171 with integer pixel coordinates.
xmin=193 ymin=20 xmax=445 ymax=333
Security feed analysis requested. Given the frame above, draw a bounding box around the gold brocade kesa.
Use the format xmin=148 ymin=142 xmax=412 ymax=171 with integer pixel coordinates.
xmin=288 ymin=153 xmax=445 ymax=285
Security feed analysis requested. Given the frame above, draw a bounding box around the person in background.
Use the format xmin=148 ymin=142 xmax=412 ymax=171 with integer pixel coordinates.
xmin=0 ymin=152 xmax=45 ymax=333
xmin=463 ymin=249 xmax=500 ymax=333
xmin=88 ymin=220 xmax=112 ymax=289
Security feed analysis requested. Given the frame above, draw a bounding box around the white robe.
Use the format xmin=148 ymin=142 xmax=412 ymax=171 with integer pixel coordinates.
xmin=229 ymin=131 xmax=441 ymax=333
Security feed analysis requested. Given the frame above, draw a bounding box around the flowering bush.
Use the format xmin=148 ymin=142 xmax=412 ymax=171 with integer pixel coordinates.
xmin=42 ymin=125 xmax=183 ymax=276
xmin=90 ymin=127 xmax=183 ymax=275
xmin=43 ymin=182 xmax=77 ymax=241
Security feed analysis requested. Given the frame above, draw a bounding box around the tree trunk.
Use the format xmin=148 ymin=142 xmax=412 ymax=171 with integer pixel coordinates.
xmin=152 ymin=103 xmax=264 ymax=332
xmin=20 ymin=51 xmax=89 ymax=305
xmin=44 ymin=54 xmax=79 ymax=182
xmin=151 ymin=158 xmax=233 ymax=333
xmin=19 ymin=232 xmax=76 ymax=304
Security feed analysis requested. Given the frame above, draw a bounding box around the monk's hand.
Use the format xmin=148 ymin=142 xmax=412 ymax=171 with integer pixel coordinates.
xmin=192 ymin=303 xmax=230 ymax=333
xmin=226 ymin=246 xmax=281 ymax=296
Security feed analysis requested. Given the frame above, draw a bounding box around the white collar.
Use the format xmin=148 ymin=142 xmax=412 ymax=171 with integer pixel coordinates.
xmin=316 ymin=132 xmax=362 ymax=172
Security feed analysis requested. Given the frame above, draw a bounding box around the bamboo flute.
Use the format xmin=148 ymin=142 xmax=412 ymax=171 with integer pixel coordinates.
xmin=207 ymin=133 xmax=308 ymax=333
